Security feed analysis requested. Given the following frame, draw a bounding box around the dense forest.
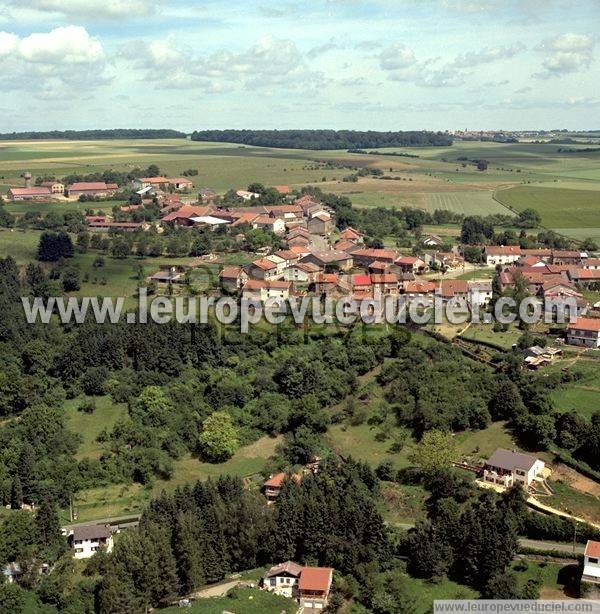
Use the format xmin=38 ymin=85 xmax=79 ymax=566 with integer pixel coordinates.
xmin=0 ymin=130 xmax=186 ymax=141
xmin=190 ymin=129 xmax=453 ymax=149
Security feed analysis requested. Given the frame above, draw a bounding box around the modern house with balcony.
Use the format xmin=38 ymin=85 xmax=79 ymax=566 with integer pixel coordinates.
xmin=482 ymin=448 xmax=545 ymax=488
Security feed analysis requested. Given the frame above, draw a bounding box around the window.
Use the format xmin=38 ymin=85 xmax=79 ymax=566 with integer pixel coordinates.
xmin=589 ymin=557 xmax=599 ymax=564
xmin=516 ymin=470 xmax=525 ymax=476
xmin=270 ymin=579 xmax=276 ymax=586
xmin=75 ymin=548 xmax=83 ymax=553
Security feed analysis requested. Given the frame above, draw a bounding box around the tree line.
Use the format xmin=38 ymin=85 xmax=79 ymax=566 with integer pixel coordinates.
xmin=190 ymin=129 xmax=453 ymax=150
xmin=0 ymin=130 xmax=186 ymax=141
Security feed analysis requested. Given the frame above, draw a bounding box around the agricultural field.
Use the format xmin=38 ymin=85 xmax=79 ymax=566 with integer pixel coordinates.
xmin=2 ymin=139 xmax=599 ymax=239
xmin=495 ymin=185 xmax=600 ymax=230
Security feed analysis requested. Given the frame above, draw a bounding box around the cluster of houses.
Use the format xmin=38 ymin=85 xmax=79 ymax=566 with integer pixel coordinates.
xmin=5 ymin=173 xmax=196 ymax=201
xmin=7 ymin=180 xmax=120 ymax=201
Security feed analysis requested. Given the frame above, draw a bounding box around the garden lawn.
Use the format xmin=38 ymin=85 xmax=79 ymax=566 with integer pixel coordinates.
xmin=511 ymin=559 xmax=580 ymax=599
xmin=158 ymin=588 xmax=296 ymax=613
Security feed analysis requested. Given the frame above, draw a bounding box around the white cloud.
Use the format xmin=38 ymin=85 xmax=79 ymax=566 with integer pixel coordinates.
xmin=18 ymin=26 xmax=104 ymax=64
xmin=0 ymin=0 xmax=158 ymax=19
xmin=120 ymin=35 xmax=322 ymax=92
xmin=0 ymin=26 xmax=109 ymax=96
xmin=451 ymin=43 xmax=525 ymax=68
xmin=535 ymin=32 xmax=595 ymax=77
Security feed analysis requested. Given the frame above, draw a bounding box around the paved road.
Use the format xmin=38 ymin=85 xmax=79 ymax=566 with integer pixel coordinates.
xmin=61 ymin=514 xmax=140 ymax=530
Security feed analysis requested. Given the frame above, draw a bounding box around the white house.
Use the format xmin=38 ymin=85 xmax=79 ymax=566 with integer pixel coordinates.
xmin=582 ymin=540 xmax=600 ymax=586
xmin=242 ymin=280 xmax=291 ymax=302
xmin=484 ymin=245 xmax=521 ymax=266
xmin=70 ymin=524 xmax=114 ymax=559
xmin=469 ymin=280 xmax=493 ymax=306
xmin=483 ymin=448 xmax=545 ymax=488
xmin=263 ymin=561 xmax=303 ymax=597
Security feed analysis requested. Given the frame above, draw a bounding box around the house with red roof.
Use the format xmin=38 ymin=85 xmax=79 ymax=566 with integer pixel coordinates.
xmin=283 ymin=262 xmax=321 ymax=284
xmin=307 ymin=212 xmax=333 ymax=236
xmin=298 ymin=566 xmax=334 ymax=609
xmin=403 ymin=280 xmax=437 ymax=300
xmin=263 ymin=562 xmax=334 ymax=608
xmin=273 ymin=185 xmax=291 ymax=195
xmin=219 ymin=266 xmax=248 ymax=291
xmin=352 ymin=248 xmax=398 ymax=267
xmin=242 ymin=279 xmax=291 ymax=302
xmin=371 ymin=273 xmax=400 ymax=294
xmin=484 ymin=245 xmax=521 ymax=266
xmin=161 ymin=205 xmax=212 ymax=226
xmin=339 ymin=227 xmax=364 ymax=243
xmin=247 ymin=258 xmax=280 ymax=281
xmin=567 ymin=317 xmax=600 ymax=347
xmin=582 ymin=540 xmax=600 ymax=586
xmin=439 ymin=279 xmax=470 ymax=302
xmin=67 ymin=182 xmax=118 ymax=198
xmin=352 ymin=273 xmax=372 ymax=293
xmin=394 ymin=255 xmax=427 ymax=274
xmin=7 ymin=187 xmax=52 ymax=201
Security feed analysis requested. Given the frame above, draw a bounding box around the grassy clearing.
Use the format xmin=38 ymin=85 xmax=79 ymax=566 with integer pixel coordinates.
xmin=0 ymin=228 xmax=42 ymax=262
xmin=64 ymin=395 xmax=127 ymax=460
xmin=459 ymin=324 xmax=523 ymax=350
xmin=379 ymin=482 xmax=428 ymax=524
xmin=424 ymin=191 xmax=509 ymax=216
xmin=453 ymin=267 xmax=496 ymax=280
xmin=456 ymin=421 xmax=517 ymax=461
xmin=69 ymin=435 xmax=280 ymax=522
xmin=511 ymin=559 xmax=580 ymax=599
xmin=496 ymin=185 xmax=600 ymax=229
xmin=547 ymin=479 xmax=600 ymax=525
xmin=403 ymin=575 xmax=478 ymax=612
xmin=547 ymin=358 xmax=600 ymax=420
xmin=326 ymin=422 xmax=416 ymax=470
xmin=159 ymin=588 xmax=296 ymax=613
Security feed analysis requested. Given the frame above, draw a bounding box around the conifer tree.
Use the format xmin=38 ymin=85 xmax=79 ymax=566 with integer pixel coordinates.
xmin=174 ymin=511 xmax=205 ymax=593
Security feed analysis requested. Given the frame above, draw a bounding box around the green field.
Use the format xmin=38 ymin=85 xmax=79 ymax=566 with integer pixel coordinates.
xmin=496 ymin=185 xmax=600 ymax=229
xmin=2 ymin=139 xmax=599 ymax=231
xmin=548 ymin=358 xmax=600 ymax=420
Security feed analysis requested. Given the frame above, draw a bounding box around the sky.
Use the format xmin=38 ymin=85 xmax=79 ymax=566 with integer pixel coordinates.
xmin=0 ymin=0 xmax=598 ymax=132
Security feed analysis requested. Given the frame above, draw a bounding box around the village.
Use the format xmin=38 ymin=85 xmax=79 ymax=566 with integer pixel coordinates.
xmin=2 ymin=168 xmax=600 ymax=612
xmin=6 ymin=172 xmax=600 ymax=349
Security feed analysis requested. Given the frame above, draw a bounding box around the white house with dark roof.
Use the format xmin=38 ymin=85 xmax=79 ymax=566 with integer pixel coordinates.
xmin=483 ymin=448 xmax=545 ymax=488
xmin=69 ymin=524 xmax=114 ymax=559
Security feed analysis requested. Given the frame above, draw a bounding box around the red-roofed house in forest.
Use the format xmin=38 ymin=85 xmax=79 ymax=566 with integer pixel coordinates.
xmin=263 ymin=562 xmax=333 ymax=608
xmin=567 ymin=317 xmax=600 ymax=347
xmin=298 ymin=566 xmax=334 ymax=609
